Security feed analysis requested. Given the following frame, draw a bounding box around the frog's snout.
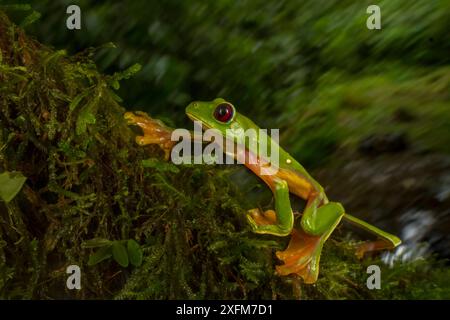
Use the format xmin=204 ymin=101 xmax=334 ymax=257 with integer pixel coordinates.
xmin=185 ymin=101 xmax=199 ymax=113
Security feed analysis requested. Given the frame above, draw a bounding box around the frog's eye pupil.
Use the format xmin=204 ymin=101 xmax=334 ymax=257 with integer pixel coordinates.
xmin=214 ymin=103 xmax=234 ymax=123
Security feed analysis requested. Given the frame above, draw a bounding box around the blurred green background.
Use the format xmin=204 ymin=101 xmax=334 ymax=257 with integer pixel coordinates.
xmin=6 ymin=0 xmax=447 ymax=166
xmin=3 ymin=0 xmax=450 ymax=259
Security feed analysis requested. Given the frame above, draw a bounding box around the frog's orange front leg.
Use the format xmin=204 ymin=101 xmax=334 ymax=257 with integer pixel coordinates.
xmin=124 ymin=111 xmax=176 ymax=160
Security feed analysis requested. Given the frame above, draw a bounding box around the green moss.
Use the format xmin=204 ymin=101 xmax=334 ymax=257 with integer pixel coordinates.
xmin=0 ymin=11 xmax=449 ymax=300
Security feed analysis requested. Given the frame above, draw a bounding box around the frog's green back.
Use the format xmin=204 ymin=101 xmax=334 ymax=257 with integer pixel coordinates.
xmin=186 ymin=98 xmax=324 ymax=192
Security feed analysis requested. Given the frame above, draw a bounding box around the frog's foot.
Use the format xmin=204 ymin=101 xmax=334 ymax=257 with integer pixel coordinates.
xmin=246 ymin=207 xmax=292 ymax=237
xmin=247 ymin=208 xmax=277 ymax=226
xmin=355 ymin=239 xmax=399 ymax=259
xmin=342 ymin=213 xmax=401 ymax=259
xmin=124 ymin=111 xmax=175 ymax=159
xmin=275 ymin=228 xmax=324 ymax=284
xmin=245 ymin=180 xmax=294 ymax=237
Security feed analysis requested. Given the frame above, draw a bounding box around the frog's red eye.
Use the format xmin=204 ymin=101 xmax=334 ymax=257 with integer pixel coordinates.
xmin=214 ymin=103 xmax=234 ymax=123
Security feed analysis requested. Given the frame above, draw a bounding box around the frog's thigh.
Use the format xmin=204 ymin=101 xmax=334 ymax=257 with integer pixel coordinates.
xmin=301 ymin=201 xmax=345 ymax=236
xmin=247 ymin=179 xmax=294 ymax=236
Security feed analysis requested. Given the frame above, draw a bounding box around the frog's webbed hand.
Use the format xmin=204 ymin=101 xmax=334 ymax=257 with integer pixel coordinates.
xmin=247 ymin=179 xmax=294 ymax=237
xmin=124 ymin=111 xmax=176 ymax=160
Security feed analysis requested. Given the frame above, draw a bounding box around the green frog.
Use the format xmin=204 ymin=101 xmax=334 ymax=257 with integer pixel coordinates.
xmin=124 ymin=98 xmax=401 ymax=284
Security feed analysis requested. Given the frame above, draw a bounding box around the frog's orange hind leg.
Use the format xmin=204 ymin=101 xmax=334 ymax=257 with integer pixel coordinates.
xmin=355 ymin=239 xmax=398 ymax=259
xmin=275 ymin=211 xmax=342 ymax=284
xmin=275 ymin=229 xmax=322 ymax=284
xmin=274 ymin=194 xmax=345 ymax=283
xmin=343 ymin=213 xmax=401 ymax=259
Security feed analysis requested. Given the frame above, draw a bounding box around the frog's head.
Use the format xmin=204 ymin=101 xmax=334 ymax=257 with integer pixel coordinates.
xmin=186 ymin=99 xmax=278 ymax=170
xmin=186 ymin=98 xmax=255 ymax=141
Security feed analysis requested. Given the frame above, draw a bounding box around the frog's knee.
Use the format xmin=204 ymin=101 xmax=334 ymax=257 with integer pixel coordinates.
xmin=329 ymin=202 xmax=345 ymax=216
xmin=301 ymin=220 xmax=322 ymax=236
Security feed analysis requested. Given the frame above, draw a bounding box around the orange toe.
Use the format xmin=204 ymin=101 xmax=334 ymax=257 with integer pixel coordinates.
xmin=248 ymin=208 xmax=277 ymax=226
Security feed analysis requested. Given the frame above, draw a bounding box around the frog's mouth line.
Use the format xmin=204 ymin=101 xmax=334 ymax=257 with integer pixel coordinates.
xmin=187 ymin=112 xmax=248 ymax=157
xmin=187 ymin=113 xmax=273 ymax=168
xmin=186 ymin=113 xmax=211 ymax=130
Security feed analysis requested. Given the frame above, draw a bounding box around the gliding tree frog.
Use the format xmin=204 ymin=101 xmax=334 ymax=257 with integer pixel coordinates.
xmin=124 ymin=99 xmax=401 ymax=284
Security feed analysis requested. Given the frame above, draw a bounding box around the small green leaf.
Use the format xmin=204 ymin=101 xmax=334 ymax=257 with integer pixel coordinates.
xmin=108 ymin=89 xmax=123 ymax=103
xmin=109 ymin=63 xmax=142 ymax=88
xmin=0 ymin=171 xmax=27 ymax=203
xmin=120 ymin=63 xmax=142 ymax=80
xmin=112 ymin=241 xmax=129 ymax=267
xmin=111 ymin=80 xmax=120 ymax=90
xmin=43 ymin=50 xmax=66 ymax=66
xmin=82 ymin=238 xmax=112 ymax=248
xmin=69 ymin=91 xmax=89 ymax=112
xmin=76 ymin=109 xmax=96 ymax=135
xmin=101 ymin=42 xmax=117 ymax=49
xmin=20 ymin=10 xmax=41 ymax=28
xmin=127 ymin=239 xmax=143 ymax=267
xmin=88 ymin=246 xmax=112 ymax=266
xmin=142 ymin=158 xmax=179 ymax=173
